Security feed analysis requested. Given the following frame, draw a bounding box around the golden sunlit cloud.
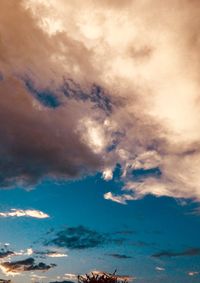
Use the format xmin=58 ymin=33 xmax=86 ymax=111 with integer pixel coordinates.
xmin=0 ymin=0 xmax=200 ymax=203
xmin=0 ymin=209 xmax=49 ymax=219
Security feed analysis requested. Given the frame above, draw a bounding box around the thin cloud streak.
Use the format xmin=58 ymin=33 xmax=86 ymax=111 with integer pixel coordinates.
xmin=152 ymin=248 xmax=200 ymax=258
xmin=0 ymin=209 xmax=49 ymax=219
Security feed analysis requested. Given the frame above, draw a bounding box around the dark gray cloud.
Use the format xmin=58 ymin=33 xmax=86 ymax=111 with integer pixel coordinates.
xmin=45 ymin=226 xmax=125 ymax=250
xmin=152 ymin=248 xmax=200 ymax=258
xmin=106 ymin=253 xmax=132 ymax=259
xmin=0 ymin=257 xmax=56 ymax=273
xmin=45 ymin=226 xmax=107 ymax=249
xmin=0 ymin=250 xmax=14 ymax=259
xmin=0 ymin=77 xmax=105 ymax=188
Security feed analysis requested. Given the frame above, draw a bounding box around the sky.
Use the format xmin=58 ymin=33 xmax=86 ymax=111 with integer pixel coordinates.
xmin=0 ymin=0 xmax=200 ymax=282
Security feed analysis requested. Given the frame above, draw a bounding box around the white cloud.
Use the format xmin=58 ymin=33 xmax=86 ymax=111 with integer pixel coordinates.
xmin=31 ymin=274 xmax=47 ymax=280
xmin=188 ymin=271 xmax=199 ymax=276
xmin=47 ymin=252 xmax=68 ymax=258
xmin=102 ymin=168 xmax=113 ymax=181
xmin=104 ymin=192 xmax=136 ymax=205
xmin=0 ymin=264 xmax=21 ymax=277
xmin=155 ymin=267 xmax=165 ymax=271
xmin=0 ymin=209 xmax=49 ymax=219
xmin=55 ymin=274 xmax=77 ymax=283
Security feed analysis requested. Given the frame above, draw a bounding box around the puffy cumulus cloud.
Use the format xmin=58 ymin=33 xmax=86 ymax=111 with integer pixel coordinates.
xmin=0 ymin=209 xmax=49 ymax=219
xmin=0 ymin=257 xmax=56 ymax=276
xmin=1 ymin=0 xmax=200 ymax=202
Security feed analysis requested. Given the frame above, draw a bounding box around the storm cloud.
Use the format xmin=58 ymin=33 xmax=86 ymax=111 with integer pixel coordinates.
xmin=0 ymin=0 xmax=200 ymax=202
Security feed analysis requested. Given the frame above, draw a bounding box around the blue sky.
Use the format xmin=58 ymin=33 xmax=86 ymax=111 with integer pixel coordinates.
xmin=0 ymin=175 xmax=200 ymax=282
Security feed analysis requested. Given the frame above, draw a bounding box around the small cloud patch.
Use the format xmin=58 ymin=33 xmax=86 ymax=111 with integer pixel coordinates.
xmin=0 ymin=209 xmax=49 ymax=219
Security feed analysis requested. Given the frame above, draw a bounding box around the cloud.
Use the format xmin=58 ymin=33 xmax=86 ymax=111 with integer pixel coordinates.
xmin=188 ymin=271 xmax=199 ymax=276
xmin=12 ymin=247 xmax=67 ymax=259
xmin=0 ymin=209 xmax=49 ymax=219
xmin=34 ymin=250 xmax=68 ymax=258
xmin=45 ymin=226 xmax=107 ymax=250
xmin=106 ymin=253 xmax=132 ymax=259
xmin=63 ymin=274 xmax=77 ymax=281
xmin=51 ymin=272 xmax=77 ymax=283
xmin=31 ymin=274 xmax=47 ymax=280
xmin=0 ymin=250 xmax=14 ymax=259
xmin=0 ymin=248 xmax=33 ymax=259
xmin=187 ymin=207 xmax=200 ymax=216
xmin=0 ymin=257 xmax=56 ymax=276
xmin=155 ymin=267 xmax=165 ymax=271
xmin=45 ymin=225 xmax=124 ymax=250
xmin=152 ymin=248 xmax=200 ymax=258
xmin=0 ymin=0 xmax=200 ymax=202
xmin=104 ymin=192 xmax=135 ymax=205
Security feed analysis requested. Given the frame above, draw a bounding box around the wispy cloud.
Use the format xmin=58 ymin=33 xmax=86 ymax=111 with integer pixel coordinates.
xmin=152 ymin=248 xmax=200 ymax=258
xmin=104 ymin=192 xmax=135 ymax=205
xmin=0 ymin=209 xmax=49 ymax=219
xmin=34 ymin=250 xmax=68 ymax=258
xmin=187 ymin=207 xmax=200 ymax=216
xmin=106 ymin=253 xmax=132 ymax=259
xmin=155 ymin=267 xmax=165 ymax=271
